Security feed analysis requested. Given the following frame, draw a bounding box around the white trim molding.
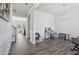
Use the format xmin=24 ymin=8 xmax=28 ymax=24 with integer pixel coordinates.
xmin=0 ymin=30 xmax=12 ymax=55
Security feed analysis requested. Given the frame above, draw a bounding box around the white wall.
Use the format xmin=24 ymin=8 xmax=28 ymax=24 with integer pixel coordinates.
xmin=26 ymin=3 xmax=40 ymax=44
xmin=55 ymin=12 xmax=79 ymax=37
xmin=0 ymin=19 xmax=11 ymax=37
xmin=29 ymin=8 xmax=35 ymax=44
xmin=0 ymin=4 xmax=13 ymax=55
xmin=35 ymin=10 xmax=55 ymax=39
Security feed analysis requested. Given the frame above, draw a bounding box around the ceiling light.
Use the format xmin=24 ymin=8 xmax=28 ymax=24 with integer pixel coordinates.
xmin=59 ymin=4 xmax=69 ymax=20
xmin=25 ymin=3 xmax=28 ymax=5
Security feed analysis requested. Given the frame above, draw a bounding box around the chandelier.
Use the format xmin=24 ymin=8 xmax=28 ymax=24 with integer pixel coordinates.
xmin=59 ymin=4 xmax=69 ymax=20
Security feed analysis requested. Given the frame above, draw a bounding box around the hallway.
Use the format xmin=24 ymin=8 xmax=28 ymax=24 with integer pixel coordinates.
xmin=9 ymin=32 xmax=31 ymax=55
xmin=9 ymin=32 xmax=75 ymax=55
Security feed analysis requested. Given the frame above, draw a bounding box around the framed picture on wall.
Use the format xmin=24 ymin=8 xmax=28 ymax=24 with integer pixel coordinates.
xmin=0 ymin=3 xmax=10 ymax=22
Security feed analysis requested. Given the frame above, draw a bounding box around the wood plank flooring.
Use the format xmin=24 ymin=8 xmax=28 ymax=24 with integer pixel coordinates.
xmin=9 ymin=32 xmax=75 ymax=55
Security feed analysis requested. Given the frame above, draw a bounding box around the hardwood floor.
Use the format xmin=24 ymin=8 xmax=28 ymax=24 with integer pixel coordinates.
xmin=9 ymin=32 xmax=75 ymax=55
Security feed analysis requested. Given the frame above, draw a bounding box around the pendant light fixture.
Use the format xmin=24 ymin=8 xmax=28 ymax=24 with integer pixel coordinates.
xmin=59 ymin=4 xmax=69 ymax=20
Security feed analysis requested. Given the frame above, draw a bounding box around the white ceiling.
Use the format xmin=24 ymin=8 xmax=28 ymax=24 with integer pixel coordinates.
xmin=12 ymin=3 xmax=33 ymax=17
xmin=37 ymin=3 xmax=79 ymax=16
